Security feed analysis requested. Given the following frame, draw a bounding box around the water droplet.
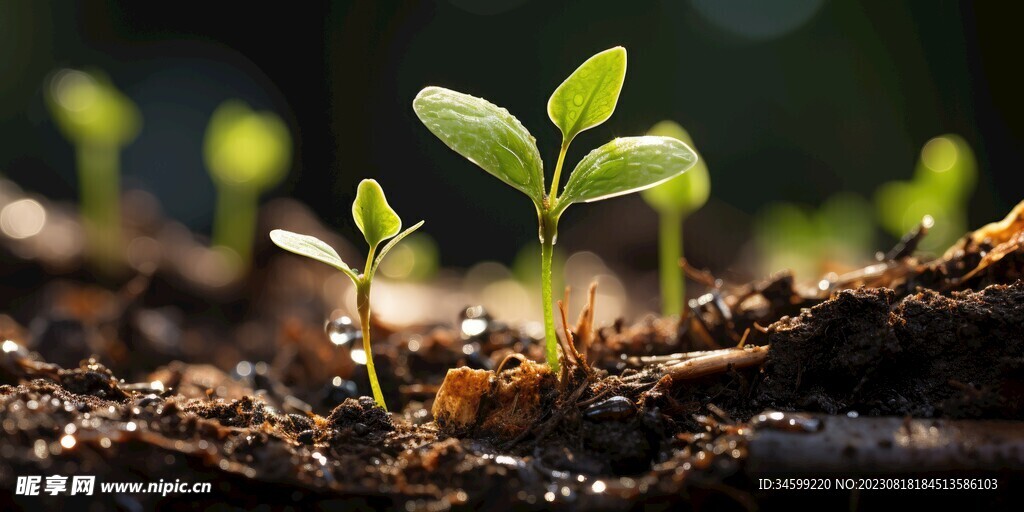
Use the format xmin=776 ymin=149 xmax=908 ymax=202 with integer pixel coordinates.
xmin=460 ymin=306 xmax=491 ymax=337
xmin=326 ymin=316 xmax=361 ymax=347
xmin=350 ymin=348 xmax=367 ymax=365
xmin=572 ymin=94 xmax=584 ymax=106
xmin=751 ymin=411 xmax=823 ymax=432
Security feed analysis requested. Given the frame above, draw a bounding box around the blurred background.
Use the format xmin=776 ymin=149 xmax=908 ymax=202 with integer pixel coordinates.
xmin=1 ymin=0 xmax=1020 ymax=319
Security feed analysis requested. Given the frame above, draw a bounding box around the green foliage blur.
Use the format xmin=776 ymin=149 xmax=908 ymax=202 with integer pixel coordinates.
xmin=756 ymin=135 xmax=976 ymax=280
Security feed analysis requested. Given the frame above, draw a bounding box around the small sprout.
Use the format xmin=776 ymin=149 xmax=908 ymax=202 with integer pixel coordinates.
xmin=640 ymin=121 xmax=711 ymax=315
xmin=45 ymin=68 xmax=141 ymax=270
xmin=414 ymin=47 xmax=698 ymax=372
xmin=875 ymin=134 xmax=975 ymax=252
xmin=755 ymin=193 xmax=874 ymax=278
xmin=205 ymin=100 xmax=292 ymax=270
xmin=270 ymin=179 xmax=422 ymax=410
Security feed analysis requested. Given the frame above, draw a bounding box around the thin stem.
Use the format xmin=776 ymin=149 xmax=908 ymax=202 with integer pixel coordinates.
xmin=548 ymin=141 xmax=570 ymax=201
xmin=77 ymin=143 xmax=121 ymax=271
xmin=659 ymin=211 xmax=684 ymax=316
xmin=356 ymin=280 xmax=388 ymax=410
xmin=212 ymin=184 xmax=257 ymax=269
xmin=540 ymin=213 xmax=560 ymax=373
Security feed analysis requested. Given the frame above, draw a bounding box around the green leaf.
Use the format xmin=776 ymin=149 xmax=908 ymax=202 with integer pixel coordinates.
xmin=413 ymin=86 xmax=545 ymax=205
xmin=269 ymin=229 xmax=357 ymax=280
xmin=556 ymin=136 xmax=697 ymax=214
xmin=370 ymin=220 xmax=425 ymax=276
xmin=353 ymin=179 xmax=402 ymax=250
xmin=547 ymin=47 xmax=627 ymax=143
xmin=640 ymin=121 xmax=710 ymax=214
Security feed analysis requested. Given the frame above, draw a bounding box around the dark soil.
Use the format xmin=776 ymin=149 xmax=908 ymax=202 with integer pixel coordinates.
xmin=760 ymin=284 xmax=1024 ymax=419
xmin=2 ymin=189 xmax=1024 ymax=510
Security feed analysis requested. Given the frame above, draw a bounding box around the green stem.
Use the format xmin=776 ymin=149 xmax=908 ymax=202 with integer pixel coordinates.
xmin=77 ymin=143 xmax=121 ymax=271
xmin=540 ymin=213 xmax=560 ymax=373
xmin=548 ymin=141 xmax=570 ymax=201
xmin=659 ymin=211 xmax=684 ymax=316
xmin=212 ymin=184 xmax=257 ymax=269
xmin=357 ymin=280 xmax=387 ymax=410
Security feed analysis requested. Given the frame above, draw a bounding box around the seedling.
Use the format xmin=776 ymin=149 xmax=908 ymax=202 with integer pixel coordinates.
xmin=640 ymin=121 xmax=711 ymax=315
xmin=875 ymin=134 xmax=976 ymax=252
xmin=45 ymin=69 xmax=141 ymax=270
xmin=270 ymin=179 xmax=423 ymax=410
xmin=413 ymin=47 xmax=698 ymax=372
xmin=205 ymin=100 xmax=292 ymax=270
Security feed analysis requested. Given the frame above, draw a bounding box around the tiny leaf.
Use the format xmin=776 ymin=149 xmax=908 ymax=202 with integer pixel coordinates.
xmin=413 ymin=86 xmax=545 ymax=205
xmin=269 ymin=229 xmax=357 ymax=279
xmin=556 ymin=136 xmax=697 ymax=214
xmin=547 ymin=47 xmax=627 ymax=143
xmin=353 ymin=179 xmax=402 ymax=250
xmin=371 ymin=220 xmax=425 ymax=275
xmin=640 ymin=121 xmax=710 ymax=214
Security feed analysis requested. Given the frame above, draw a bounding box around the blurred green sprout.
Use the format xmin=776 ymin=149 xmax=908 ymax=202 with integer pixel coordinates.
xmin=45 ymin=68 xmax=141 ymax=270
xmin=413 ymin=47 xmax=698 ymax=372
xmin=205 ymin=100 xmax=292 ymax=270
xmin=640 ymin=121 xmax=711 ymax=316
xmin=875 ymin=135 xmax=976 ymax=252
xmin=377 ymin=232 xmax=439 ymax=281
xmin=755 ymin=193 xmax=875 ymax=279
xmin=270 ymin=179 xmax=423 ymax=410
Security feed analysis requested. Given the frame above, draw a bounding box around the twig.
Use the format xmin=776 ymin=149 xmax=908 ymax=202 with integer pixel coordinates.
xmin=663 ymin=346 xmax=768 ymax=381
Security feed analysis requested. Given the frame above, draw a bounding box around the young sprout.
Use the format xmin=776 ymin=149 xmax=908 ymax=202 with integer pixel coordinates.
xmin=413 ymin=47 xmax=698 ymax=372
xmin=204 ymin=100 xmax=292 ymax=270
xmin=640 ymin=121 xmax=710 ymax=316
xmin=875 ymin=134 xmax=976 ymax=252
xmin=45 ymin=69 xmax=141 ymax=271
xmin=269 ymin=179 xmax=423 ymax=410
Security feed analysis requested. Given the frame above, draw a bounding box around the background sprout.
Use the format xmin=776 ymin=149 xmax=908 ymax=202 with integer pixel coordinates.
xmin=875 ymin=134 xmax=976 ymax=252
xmin=754 ymin=193 xmax=874 ymax=279
xmin=377 ymin=232 xmax=439 ymax=281
xmin=640 ymin=121 xmax=711 ymax=316
xmin=413 ymin=47 xmax=697 ymax=372
xmin=45 ymin=69 xmax=141 ymax=271
xmin=204 ymin=100 xmax=292 ymax=270
xmin=269 ymin=179 xmax=422 ymax=410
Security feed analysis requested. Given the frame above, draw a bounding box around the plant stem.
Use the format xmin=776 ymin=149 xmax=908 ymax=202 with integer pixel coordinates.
xmin=356 ymin=281 xmax=387 ymax=410
xmin=540 ymin=213 xmax=560 ymax=373
xmin=212 ymin=184 xmax=256 ymax=270
xmin=77 ymin=143 xmax=121 ymax=272
xmin=659 ymin=211 xmax=684 ymax=316
xmin=548 ymin=141 xmax=570 ymax=201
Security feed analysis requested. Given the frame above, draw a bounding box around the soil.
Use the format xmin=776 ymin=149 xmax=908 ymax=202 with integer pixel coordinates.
xmin=2 ymin=188 xmax=1024 ymax=510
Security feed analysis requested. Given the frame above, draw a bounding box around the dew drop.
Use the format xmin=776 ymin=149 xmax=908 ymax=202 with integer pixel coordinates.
xmin=459 ymin=306 xmax=490 ymax=337
xmin=572 ymin=94 xmax=584 ymax=106
xmin=350 ymin=348 xmax=367 ymax=365
xmin=326 ymin=316 xmax=361 ymax=347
